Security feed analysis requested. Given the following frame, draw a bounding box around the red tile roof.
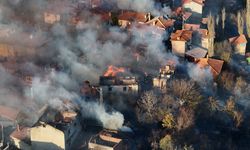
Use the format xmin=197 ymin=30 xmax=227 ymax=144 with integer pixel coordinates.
xmin=171 ymin=30 xmax=193 ymax=41
xmin=183 ymin=23 xmax=200 ymax=30
xmin=229 ymin=34 xmax=247 ymax=45
xmin=10 ymin=127 xmax=30 ymax=140
xmin=145 ymin=17 xmax=175 ymax=29
xmin=197 ymin=58 xmax=224 ymax=78
xmin=118 ymin=11 xmax=149 ymax=23
xmin=0 ymin=105 xmax=20 ymax=121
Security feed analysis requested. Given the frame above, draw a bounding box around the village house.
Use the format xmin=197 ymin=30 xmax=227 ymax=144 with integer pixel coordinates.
xmin=145 ymin=16 xmax=175 ymax=31
xmin=99 ymin=65 xmax=139 ymax=97
xmin=185 ymin=47 xmax=208 ymax=62
xmin=117 ymin=11 xmax=151 ymax=28
xmin=99 ymin=76 xmax=139 ymax=96
xmin=10 ymin=106 xmax=82 ymax=150
xmin=182 ymin=0 xmax=205 ymax=15
xmin=153 ymin=65 xmax=175 ymax=89
xmin=88 ymin=130 xmax=128 ymax=150
xmin=229 ymin=34 xmax=248 ymax=55
xmin=196 ymin=58 xmax=224 ymax=78
xmin=171 ymin=30 xmax=193 ymax=56
xmin=43 ymin=0 xmax=71 ymax=24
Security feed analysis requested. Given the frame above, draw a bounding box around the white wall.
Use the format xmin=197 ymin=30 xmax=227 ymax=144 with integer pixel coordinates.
xmin=183 ymin=2 xmax=203 ymax=14
xmin=171 ymin=40 xmax=186 ymax=57
xmin=31 ymin=124 xmax=65 ymax=150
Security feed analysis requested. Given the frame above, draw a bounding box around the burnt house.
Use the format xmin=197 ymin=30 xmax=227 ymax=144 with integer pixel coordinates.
xmin=153 ymin=65 xmax=175 ymax=89
xmin=99 ymin=76 xmax=139 ymax=96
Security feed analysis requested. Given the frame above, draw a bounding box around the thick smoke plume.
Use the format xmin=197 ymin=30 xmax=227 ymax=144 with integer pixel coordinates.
xmin=0 ymin=0 xmax=172 ymax=130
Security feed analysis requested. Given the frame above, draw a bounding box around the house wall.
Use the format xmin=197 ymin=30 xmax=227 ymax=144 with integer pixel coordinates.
xmin=118 ymin=20 xmax=131 ymax=28
xmin=31 ymin=124 xmax=65 ymax=150
xmin=201 ymin=38 xmax=209 ymax=49
xmin=183 ymin=2 xmax=203 ymax=14
xmin=153 ymin=78 xmax=168 ymax=89
xmin=44 ymin=12 xmax=61 ymax=24
xmin=234 ymin=44 xmax=246 ymax=55
xmin=101 ymin=84 xmax=139 ymax=95
xmin=88 ymin=142 xmax=114 ymax=150
xmin=171 ymin=40 xmax=186 ymax=57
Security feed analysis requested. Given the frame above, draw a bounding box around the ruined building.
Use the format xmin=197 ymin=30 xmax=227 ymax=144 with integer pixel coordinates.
xmin=153 ymin=64 xmax=175 ymax=89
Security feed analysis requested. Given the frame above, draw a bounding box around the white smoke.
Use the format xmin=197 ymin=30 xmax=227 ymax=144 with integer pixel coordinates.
xmin=81 ymin=101 xmax=124 ymax=130
xmin=187 ymin=63 xmax=213 ymax=85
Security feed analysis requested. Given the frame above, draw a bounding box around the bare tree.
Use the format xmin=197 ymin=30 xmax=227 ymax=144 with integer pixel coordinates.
xmin=176 ymin=107 xmax=194 ymax=131
xmin=167 ymin=79 xmax=202 ymax=108
xmin=136 ymin=91 xmax=158 ymax=123
xmin=233 ymin=111 xmax=243 ymax=128
xmin=214 ymin=40 xmax=232 ymax=62
xmin=225 ymin=96 xmax=235 ymax=112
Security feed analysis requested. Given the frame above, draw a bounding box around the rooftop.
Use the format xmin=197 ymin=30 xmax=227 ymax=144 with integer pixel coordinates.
xmin=0 ymin=105 xmax=20 ymax=121
xmin=171 ymin=30 xmax=193 ymax=41
xmin=229 ymin=34 xmax=247 ymax=45
xmin=197 ymin=58 xmax=224 ymax=77
xmin=89 ymin=130 xmax=123 ymax=148
xmin=118 ymin=11 xmax=149 ymax=23
xmin=185 ymin=47 xmax=208 ymax=59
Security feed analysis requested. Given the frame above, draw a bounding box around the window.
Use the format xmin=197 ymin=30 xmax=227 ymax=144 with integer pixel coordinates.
xmin=123 ymin=87 xmax=127 ymax=92
xmin=108 ymin=87 xmax=112 ymax=92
